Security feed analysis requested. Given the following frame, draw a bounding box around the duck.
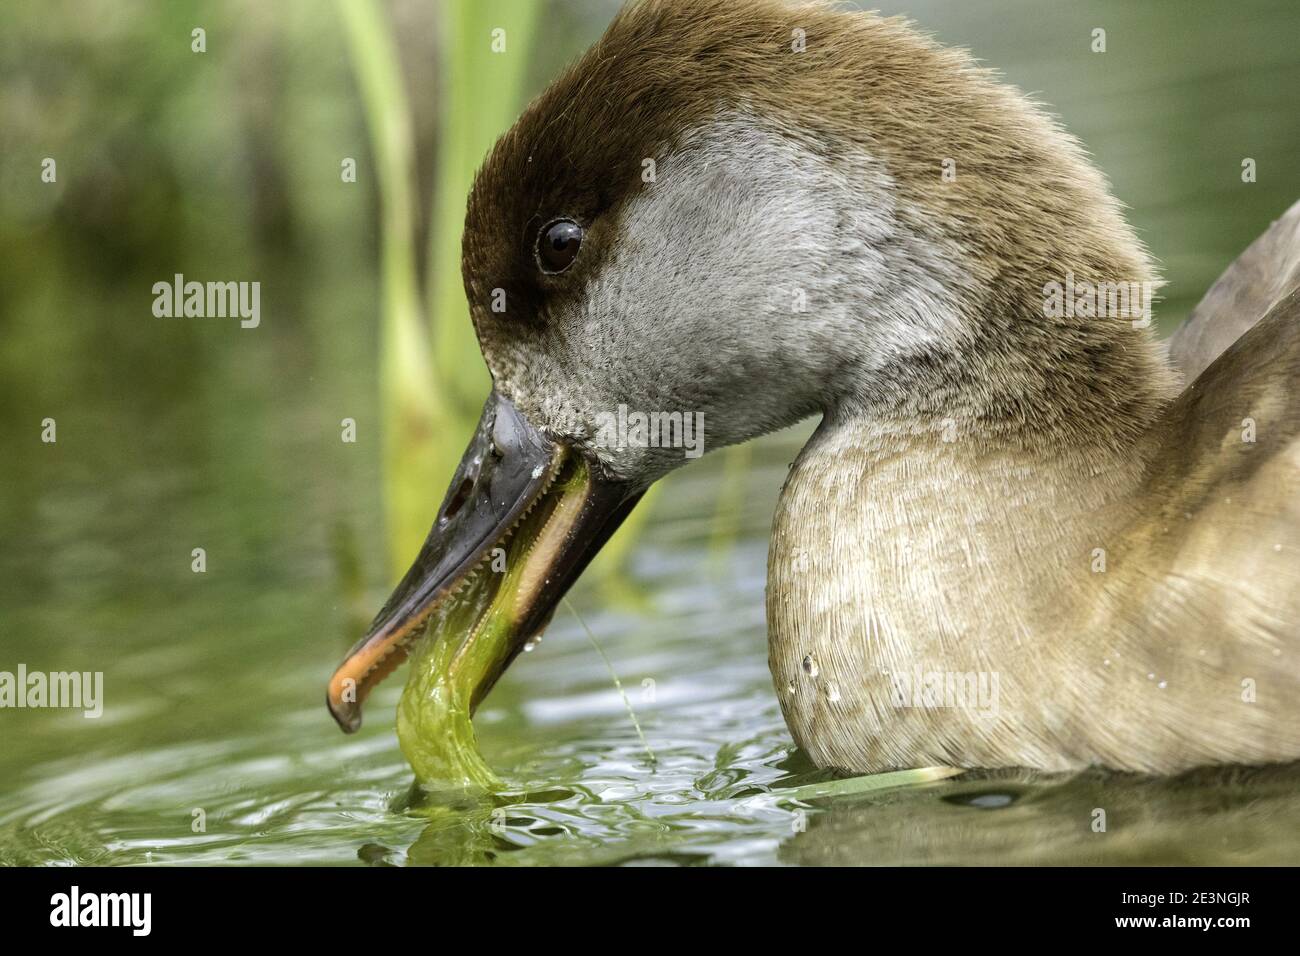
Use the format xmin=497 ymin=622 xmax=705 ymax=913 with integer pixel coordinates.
xmin=328 ymin=0 xmax=1300 ymax=776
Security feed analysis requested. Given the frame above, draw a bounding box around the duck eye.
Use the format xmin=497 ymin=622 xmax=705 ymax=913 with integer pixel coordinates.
xmin=537 ymin=219 xmax=583 ymax=274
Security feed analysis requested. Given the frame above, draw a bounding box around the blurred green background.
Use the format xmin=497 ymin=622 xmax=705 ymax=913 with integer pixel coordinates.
xmin=1 ymin=0 xmax=1298 ymax=866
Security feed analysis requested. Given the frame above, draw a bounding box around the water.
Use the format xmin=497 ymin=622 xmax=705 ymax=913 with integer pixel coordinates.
xmin=2 ymin=0 xmax=1299 ymax=866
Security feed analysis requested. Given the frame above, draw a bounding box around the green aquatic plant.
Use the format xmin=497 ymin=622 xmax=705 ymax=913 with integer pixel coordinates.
xmin=396 ymin=458 xmax=595 ymax=789
xmin=397 ymin=607 xmax=502 ymax=790
xmin=394 ymin=542 xmax=522 ymax=790
xmin=564 ymin=596 xmax=657 ymax=767
xmin=768 ymin=767 xmax=964 ymax=803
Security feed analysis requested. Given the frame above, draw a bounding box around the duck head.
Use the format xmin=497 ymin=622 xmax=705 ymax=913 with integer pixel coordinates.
xmin=328 ymin=0 xmax=1171 ymax=733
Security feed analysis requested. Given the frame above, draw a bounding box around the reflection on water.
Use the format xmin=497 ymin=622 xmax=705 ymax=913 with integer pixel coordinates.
xmin=2 ymin=0 xmax=1300 ymax=865
xmin=783 ymin=765 xmax=1300 ymax=866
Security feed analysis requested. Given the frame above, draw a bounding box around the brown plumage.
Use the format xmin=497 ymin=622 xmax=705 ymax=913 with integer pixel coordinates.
xmin=456 ymin=0 xmax=1299 ymax=773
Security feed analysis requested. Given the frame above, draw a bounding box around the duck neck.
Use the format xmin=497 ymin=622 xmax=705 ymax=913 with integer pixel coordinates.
xmin=793 ymin=406 xmax=1146 ymax=585
xmin=770 ymin=311 xmax=1178 ymax=661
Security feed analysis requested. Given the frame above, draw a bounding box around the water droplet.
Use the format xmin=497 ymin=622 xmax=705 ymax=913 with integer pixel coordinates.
xmin=1157 ymin=680 xmax=1167 ymax=689
xmin=944 ymin=791 xmax=1017 ymax=809
xmin=523 ymin=636 xmax=541 ymax=653
xmin=1103 ymin=658 xmax=1111 ymax=666
xmin=1147 ymin=673 xmax=1155 ymax=680
xmin=802 ymin=654 xmax=818 ymax=678
xmin=825 ymin=682 xmax=841 ymax=703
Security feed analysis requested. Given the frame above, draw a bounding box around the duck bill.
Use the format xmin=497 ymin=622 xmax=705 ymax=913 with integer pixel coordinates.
xmin=327 ymin=391 xmax=641 ymax=733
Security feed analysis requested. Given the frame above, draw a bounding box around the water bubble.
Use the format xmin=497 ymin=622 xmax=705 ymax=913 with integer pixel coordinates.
xmin=944 ymin=791 xmax=1017 ymax=810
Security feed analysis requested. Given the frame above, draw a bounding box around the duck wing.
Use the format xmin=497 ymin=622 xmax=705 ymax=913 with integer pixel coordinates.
xmin=1116 ymin=288 xmax=1300 ymax=768
xmin=1168 ymin=199 xmax=1300 ymax=382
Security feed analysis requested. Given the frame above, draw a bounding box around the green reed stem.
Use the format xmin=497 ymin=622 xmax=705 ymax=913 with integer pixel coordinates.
xmin=336 ymin=0 xmax=449 ymax=575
